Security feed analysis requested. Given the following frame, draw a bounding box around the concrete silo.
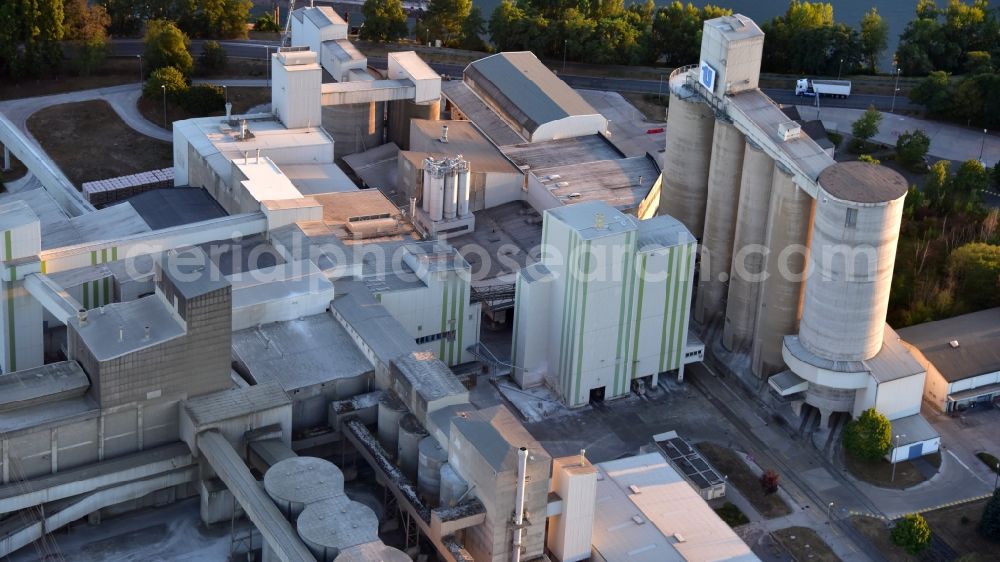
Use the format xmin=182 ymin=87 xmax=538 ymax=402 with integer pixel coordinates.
xmin=658 ymin=74 xmax=716 ymax=239
xmin=695 ymin=118 xmax=746 ymax=324
xmin=322 ymin=101 xmax=385 ymax=160
xmin=264 ymin=457 xmax=345 ymax=520
xmin=722 ymin=141 xmax=774 ymax=353
xmin=751 ymin=163 xmax=814 ymax=378
xmin=798 ymin=162 xmax=907 ymax=361
xmin=297 ymin=498 xmax=379 ymax=562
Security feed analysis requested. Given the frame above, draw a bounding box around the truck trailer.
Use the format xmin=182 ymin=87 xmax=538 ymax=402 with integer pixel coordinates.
xmin=795 ymin=79 xmax=852 ymax=98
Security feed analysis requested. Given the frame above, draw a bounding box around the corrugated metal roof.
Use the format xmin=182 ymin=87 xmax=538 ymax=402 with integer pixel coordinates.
xmin=440 ymin=80 xmax=527 ymax=147
xmin=465 ymin=52 xmax=599 ymax=135
xmin=897 ymin=308 xmax=1000 ymax=383
xmin=546 ymin=200 xmax=637 ymax=241
xmin=393 ymin=351 xmax=466 ymax=403
xmin=184 ymin=382 xmax=291 ymax=426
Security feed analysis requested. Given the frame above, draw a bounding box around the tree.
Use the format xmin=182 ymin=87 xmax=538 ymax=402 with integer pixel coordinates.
xmin=950 ymin=160 xmax=989 ymax=212
xmin=891 ymin=514 xmax=931 ymax=555
xmin=360 ymin=0 xmax=408 ymax=42
xmin=199 ymin=40 xmax=228 ymax=74
xmin=858 ymin=154 xmax=881 ymax=165
xmin=63 ymin=0 xmax=111 ymax=76
xmin=948 ymin=243 xmax=1000 ymax=310
xmin=851 ymin=106 xmax=882 ymax=151
xmin=178 ymin=84 xmax=226 ymax=115
xmin=896 ymin=0 xmax=999 ymax=75
xmin=254 ymin=11 xmax=282 ymax=33
xmin=458 ymin=6 xmax=489 ymax=52
xmin=175 ymin=0 xmax=252 ymax=39
xmin=896 ymin=130 xmax=931 ymax=170
xmin=965 ymin=51 xmax=993 ymax=75
xmin=859 ymin=8 xmax=888 ymax=73
xmin=144 ymin=19 xmax=193 ymax=76
xmin=143 ymin=65 xmax=188 ymax=100
xmin=651 ymin=2 xmax=731 ymax=66
xmin=980 ymin=488 xmax=1000 ymax=541
xmin=910 ymin=71 xmax=953 ymax=115
xmin=0 ymin=0 xmax=66 ymax=77
xmin=759 ymin=469 xmax=779 ymax=495
xmin=923 ymin=160 xmax=951 ymax=211
xmin=425 ymin=0 xmax=471 ymax=46
xmin=842 ymin=408 xmax=891 ymax=461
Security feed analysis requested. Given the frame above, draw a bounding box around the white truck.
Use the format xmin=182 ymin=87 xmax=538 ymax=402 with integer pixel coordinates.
xmin=795 ymin=78 xmax=852 ymax=98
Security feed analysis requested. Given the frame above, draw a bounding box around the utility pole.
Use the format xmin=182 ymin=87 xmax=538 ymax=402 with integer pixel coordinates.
xmin=890 ymin=434 xmax=906 ymax=482
xmin=162 ymin=85 xmax=167 ymax=129
xmin=137 ymin=54 xmax=143 ymax=84
xmin=659 ymin=74 xmax=664 ymax=101
xmin=838 ymin=58 xmax=843 ymax=80
xmin=890 ymin=67 xmax=901 ymax=113
xmin=827 ymin=502 xmax=834 ymax=524
xmin=562 ymin=39 xmax=567 ymax=74
xmin=979 ymin=129 xmax=988 ymax=164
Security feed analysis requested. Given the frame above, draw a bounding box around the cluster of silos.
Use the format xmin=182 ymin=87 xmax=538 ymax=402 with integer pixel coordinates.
xmin=421 ymin=155 xmax=471 ymax=223
xmin=263 ymin=456 xmax=408 ymax=562
xmin=323 ymin=101 xmax=386 ymax=160
xmin=795 ymin=162 xmax=907 ymax=414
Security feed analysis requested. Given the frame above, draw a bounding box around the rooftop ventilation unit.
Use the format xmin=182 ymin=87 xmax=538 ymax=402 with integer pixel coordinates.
xmin=778 ymin=121 xmax=802 ymax=141
xmin=949 ymin=340 xmax=960 ymax=348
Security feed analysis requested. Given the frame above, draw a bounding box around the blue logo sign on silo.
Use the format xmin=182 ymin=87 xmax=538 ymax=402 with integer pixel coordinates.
xmin=699 ymin=61 xmax=717 ymax=93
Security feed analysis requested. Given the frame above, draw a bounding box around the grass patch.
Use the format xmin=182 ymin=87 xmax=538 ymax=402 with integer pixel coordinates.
xmin=852 ymin=499 xmax=996 ymax=562
xmin=772 ymin=526 xmax=841 ymax=562
xmin=976 ymin=452 xmax=1000 ymax=474
xmin=620 ymin=92 xmax=669 ymax=122
xmin=27 ymin=100 xmax=172 ymax=186
xmin=714 ymin=502 xmax=749 ymax=527
xmin=696 ymin=443 xmax=791 ymax=518
xmin=844 ymin=450 xmax=940 ymax=489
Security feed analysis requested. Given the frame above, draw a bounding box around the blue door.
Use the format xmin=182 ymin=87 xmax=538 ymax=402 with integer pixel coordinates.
xmin=907 ymin=443 xmax=924 ymax=460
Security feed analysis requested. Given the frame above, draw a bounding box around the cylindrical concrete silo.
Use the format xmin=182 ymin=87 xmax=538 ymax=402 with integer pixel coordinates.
xmin=723 ymin=141 xmax=774 ymax=353
xmin=421 ymin=163 xmax=433 ymax=212
xmin=264 ymin=457 xmax=345 ymax=520
xmin=798 ymin=162 xmax=907 ymax=361
xmin=457 ymin=159 xmax=471 ymax=217
xmin=334 ymin=541 xmax=411 ymax=562
xmin=439 ymin=462 xmax=468 ymax=507
xmin=377 ymin=393 xmax=407 ymax=456
xmin=297 ymin=498 xmax=378 ymax=562
xmin=443 ymin=164 xmax=458 ymax=220
xmin=427 ymin=162 xmax=445 ymax=222
xmin=658 ymin=88 xmax=715 ymax=239
xmin=695 ymin=118 xmax=746 ymax=325
xmin=751 ymin=163 xmax=815 ymax=378
xmin=388 ymin=98 xmax=440 ymax=150
xmin=397 ymin=413 xmax=428 ymax=479
xmin=417 ymin=436 xmax=447 ymax=506
xmin=322 ymin=102 xmax=385 ymax=160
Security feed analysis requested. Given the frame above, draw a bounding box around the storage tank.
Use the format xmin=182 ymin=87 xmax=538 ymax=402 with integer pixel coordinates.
xmin=427 ymin=161 xmax=445 ymax=222
xmin=417 ymin=436 xmax=447 ymax=506
xmin=264 ymin=457 xmax=345 ymax=520
xmin=322 ymin=102 xmax=385 ymax=160
xmin=388 ymin=98 xmax=440 ymax=150
xmin=456 ymin=159 xmax=471 ymax=217
xmin=751 ymin=163 xmax=814 ymax=377
xmin=297 ymin=498 xmax=378 ymax=562
xmin=723 ymin=141 xmax=774 ymax=353
xmin=397 ymin=413 xmax=428 ymax=479
xmin=798 ymin=162 xmax=907 ymax=362
xmin=377 ymin=392 xmax=407 ymax=456
xmin=696 ymin=118 xmax=746 ymax=325
xmin=421 ymin=164 xmax=433 ymax=212
xmin=658 ymin=83 xmax=715 ymax=238
xmin=442 ymin=163 xmax=457 ymax=220
xmin=439 ymin=462 xmax=468 ymax=507
xmin=334 ymin=541 xmax=411 ymax=562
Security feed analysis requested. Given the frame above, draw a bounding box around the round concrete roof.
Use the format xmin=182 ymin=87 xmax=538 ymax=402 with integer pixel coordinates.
xmin=818 ymin=161 xmax=908 ymax=204
xmin=263 ymin=457 xmax=345 ymax=506
xmin=297 ymin=498 xmax=379 ymax=550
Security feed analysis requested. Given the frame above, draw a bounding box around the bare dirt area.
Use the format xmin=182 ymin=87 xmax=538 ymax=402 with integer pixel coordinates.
xmin=843 ymin=450 xmax=941 ymax=490
xmin=27 ymin=100 xmax=172 ymax=186
xmin=772 ymin=526 xmax=842 ymax=562
xmin=851 ymin=500 xmax=995 ymax=562
xmin=696 ymin=442 xmax=792 ymax=518
xmin=620 ymin=92 xmax=669 ymax=122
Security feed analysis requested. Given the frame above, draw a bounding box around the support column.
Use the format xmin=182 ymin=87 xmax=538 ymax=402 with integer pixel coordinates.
xmin=0 ymin=201 xmax=44 ymax=373
xmin=2 ymin=145 xmax=10 ymax=172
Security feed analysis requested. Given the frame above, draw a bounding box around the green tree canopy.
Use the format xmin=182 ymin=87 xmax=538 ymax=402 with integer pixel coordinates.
xmin=63 ymin=0 xmax=111 ymax=76
xmin=979 ymin=488 xmax=1000 ymax=541
xmin=0 ymin=0 xmax=66 ymax=78
xmin=425 ymin=0 xmax=471 ymax=46
xmin=910 ymin=71 xmax=953 ymax=115
xmin=851 ymin=106 xmax=883 ymax=142
xmin=896 ymin=130 xmax=931 ymax=169
xmin=761 ymin=1 xmax=861 ymax=75
xmin=144 ymin=19 xmax=193 ymax=76
xmin=842 ymin=408 xmax=892 ymax=461
xmin=143 ymin=65 xmax=188 ymax=100
xmin=199 ymin=40 xmax=228 ymax=74
xmin=360 ymin=0 xmax=409 ymax=42
xmin=859 ymin=8 xmax=888 ymax=73
xmin=458 ymin=6 xmax=489 ymax=52
xmin=651 ymin=3 xmax=730 ymax=66
xmin=254 ymin=12 xmax=282 ymax=33
xmin=896 ymin=0 xmax=999 ymax=75
xmin=948 ymin=243 xmax=1000 ymax=311
xmin=891 ymin=514 xmax=931 ymax=555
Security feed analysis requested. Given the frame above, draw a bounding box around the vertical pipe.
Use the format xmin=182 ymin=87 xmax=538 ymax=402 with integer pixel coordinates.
xmin=457 ymin=160 xmax=471 ymax=217
xmin=422 ymin=161 xmax=432 ymax=212
xmin=512 ymin=447 xmax=528 ymax=562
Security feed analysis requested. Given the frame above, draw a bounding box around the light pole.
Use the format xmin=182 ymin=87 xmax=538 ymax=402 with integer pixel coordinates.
xmin=979 ymin=128 xmax=988 ymax=164
xmin=890 ymin=67 xmax=902 ymax=113
xmin=223 ymin=85 xmax=228 ymax=104
xmin=658 ymin=74 xmax=664 ymax=101
xmin=890 ymin=434 xmax=906 ymax=483
xmin=161 ymin=85 xmax=167 ymax=129
xmin=136 ymin=54 xmax=143 ymax=83
xmin=562 ymin=39 xmax=567 ymax=74
xmin=265 ymin=45 xmax=271 ymax=87
xmin=838 ymin=58 xmax=843 ymax=80
xmin=994 ymin=462 xmax=999 ymax=489
xmin=828 ymin=502 xmax=834 ymax=524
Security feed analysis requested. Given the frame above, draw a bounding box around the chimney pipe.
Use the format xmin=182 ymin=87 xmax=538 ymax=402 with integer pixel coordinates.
xmin=512 ymin=447 xmax=528 ymax=562
xmin=256 ymin=148 xmax=261 ymax=164
xmin=225 ymin=102 xmax=232 ymax=122
xmin=119 ymin=326 xmax=124 ymax=342
xmin=440 ymin=125 xmax=449 ymax=143
xmin=579 ymin=448 xmax=586 ymax=466
xmin=143 ymin=326 xmax=150 ymax=340
xmin=78 ymin=309 xmax=87 ymax=327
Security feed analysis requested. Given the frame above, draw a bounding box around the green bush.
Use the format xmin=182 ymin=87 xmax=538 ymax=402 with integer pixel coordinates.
xmin=897 ymin=129 xmax=931 ymax=170
xmin=144 ymin=19 xmax=193 ymax=76
xmin=177 ymin=85 xmax=226 ymax=116
xmin=826 ymin=131 xmax=843 ymax=148
xmin=892 ymin=514 xmax=931 ymax=555
xmin=977 ymin=452 xmax=1000 ymax=473
xmin=947 ymin=243 xmax=1000 ymax=311
xmin=714 ymin=502 xmax=749 ymax=527
xmin=144 ymin=66 xmax=189 ymax=100
xmin=980 ymin=488 xmax=1000 ymax=541
xmin=843 ymin=408 xmax=892 ymax=461
xmin=858 ymin=154 xmax=881 ymax=165
xmin=254 ymin=12 xmax=282 ymax=33
xmin=199 ymin=40 xmax=228 ymax=75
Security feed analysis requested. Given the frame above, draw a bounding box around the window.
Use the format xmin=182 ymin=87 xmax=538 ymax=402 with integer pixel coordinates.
xmin=845 ymin=208 xmax=858 ymax=228
xmin=415 ymin=330 xmax=456 ymax=345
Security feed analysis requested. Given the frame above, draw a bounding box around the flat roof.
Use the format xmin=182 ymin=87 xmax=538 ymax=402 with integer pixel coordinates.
xmin=890 ymin=414 xmax=939 ymax=446
xmin=450 ymin=404 xmax=549 ymax=472
xmin=342 ymin=142 xmax=401 ymax=194
xmin=0 ymin=361 xmax=89 ymax=412
xmin=897 ymin=308 xmax=1000 ymax=383
xmin=68 ymin=295 xmax=186 ymax=361
xmin=818 ymin=161 xmax=908 ymax=204
xmin=388 ymin=51 xmax=439 ymax=82
xmin=280 ymin=163 xmax=359 ymax=195
xmin=440 ymin=80 xmax=527 ymax=146
xmin=311 ymin=190 xmax=401 ymax=224
xmin=331 ymin=279 xmax=417 ymax=365
xmin=540 ymin=156 xmax=659 ymax=211
xmin=124 ymin=187 xmax=228 ymax=230
xmin=229 ymin=259 xmax=331 ymax=312
xmin=393 ymin=351 xmax=467 ymax=403
xmin=183 ymin=382 xmax=290 ymax=426
xmin=502 ymin=134 xmax=622 ymax=170
xmin=704 ymin=14 xmax=764 ymax=42
xmin=232 ymin=313 xmax=371 ymax=392
xmin=546 ymin=200 xmax=638 ymax=240
xmin=409 ymin=119 xmax=522 ymax=174
xmin=236 ymin=157 xmax=303 ymax=202
xmin=465 ymin=52 xmax=599 ymax=134
xmin=638 ymin=215 xmax=696 ymax=251
xmin=449 ymin=201 xmax=542 ymax=282
xmin=654 ymin=433 xmax=725 ymax=491
xmin=327 ymin=38 xmax=365 ymax=63
xmin=593 ymin=453 xmax=759 ymax=562
xmin=162 ymin=247 xmax=231 ymax=300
